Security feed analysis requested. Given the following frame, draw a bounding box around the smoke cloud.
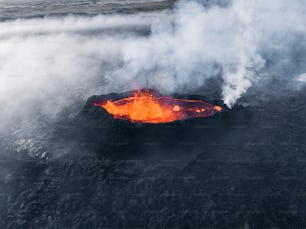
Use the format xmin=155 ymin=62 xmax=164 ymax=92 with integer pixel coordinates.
xmin=0 ymin=0 xmax=306 ymax=137
xmin=107 ymin=0 xmax=306 ymax=106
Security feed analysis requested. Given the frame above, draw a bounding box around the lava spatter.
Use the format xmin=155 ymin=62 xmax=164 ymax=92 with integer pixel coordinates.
xmin=94 ymin=89 xmax=222 ymax=123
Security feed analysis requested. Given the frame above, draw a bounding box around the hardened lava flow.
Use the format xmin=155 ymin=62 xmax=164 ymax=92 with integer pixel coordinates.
xmin=93 ymin=89 xmax=222 ymax=124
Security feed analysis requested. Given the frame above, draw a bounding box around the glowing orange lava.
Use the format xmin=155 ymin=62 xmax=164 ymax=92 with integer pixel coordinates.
xmin=93 ymin=89 xmax=222 ymax=123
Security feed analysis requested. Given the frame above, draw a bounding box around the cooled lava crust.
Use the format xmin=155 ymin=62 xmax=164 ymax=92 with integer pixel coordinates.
xmin=74 ymin=90 xmax=235 ymax=159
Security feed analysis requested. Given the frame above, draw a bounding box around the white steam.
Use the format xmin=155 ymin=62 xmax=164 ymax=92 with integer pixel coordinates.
xmin=0 ymin=0 xmax=306 ymax=135
xmin=0 ymin=13 xmax=158 ymax=133
xmin=106 ymin=0 xmax=306 ymax=107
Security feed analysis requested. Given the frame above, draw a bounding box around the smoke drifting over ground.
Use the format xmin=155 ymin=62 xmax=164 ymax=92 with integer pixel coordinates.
xmin=2 ymin=2 xmax=306 ymax=228
xmin=109 ymin=0 xmax=306 ymax=106
xmin=0 ymin=0 xmax=306 ymax=135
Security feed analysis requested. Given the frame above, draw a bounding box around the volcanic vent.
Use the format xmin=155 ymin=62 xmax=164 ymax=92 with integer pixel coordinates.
xmin=92 ymin=89 xmax=222 ymax=124
xmin=76 ymin=89 xmax=226 ymax=159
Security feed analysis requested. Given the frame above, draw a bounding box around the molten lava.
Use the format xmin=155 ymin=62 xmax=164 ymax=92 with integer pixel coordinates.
xmin=93 ymin=89 xmax=222 ymax=124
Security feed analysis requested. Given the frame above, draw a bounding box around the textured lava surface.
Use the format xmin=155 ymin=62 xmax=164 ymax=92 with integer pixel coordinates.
xmin=1 ymin=89 xmax=306 ymax=228
xmin=0 ymin=0 xmax=175 ymax=21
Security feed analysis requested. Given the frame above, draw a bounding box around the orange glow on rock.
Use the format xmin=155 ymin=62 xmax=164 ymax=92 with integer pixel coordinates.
xmin=93 ymin=89 xmax=222 ymax=123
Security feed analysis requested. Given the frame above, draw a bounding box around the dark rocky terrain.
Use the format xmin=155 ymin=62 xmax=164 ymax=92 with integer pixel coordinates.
xmin=1 ymin=86 xmax=306 ymax=228
xmin=0 ymin=0 xmax=176 ymax=21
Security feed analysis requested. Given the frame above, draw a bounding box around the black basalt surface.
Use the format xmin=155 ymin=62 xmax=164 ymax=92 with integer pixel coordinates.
xmin=4 ymin=88 xmax=306 ymax=228
xmin=0 ymin=0 xmax=176 ymax=21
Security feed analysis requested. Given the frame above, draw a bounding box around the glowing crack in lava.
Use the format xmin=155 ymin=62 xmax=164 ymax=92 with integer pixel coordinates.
xmin=93 ymin=89 xmax=222 ymax=123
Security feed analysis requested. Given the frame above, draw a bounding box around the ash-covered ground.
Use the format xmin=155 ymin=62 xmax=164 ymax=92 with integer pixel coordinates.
xmin=1 ymin=0 xmax=306 ymax=228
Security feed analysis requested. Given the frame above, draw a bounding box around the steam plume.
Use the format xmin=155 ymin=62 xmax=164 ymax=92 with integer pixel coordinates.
xmin=0 ymin=0 xmax=306 ymax=136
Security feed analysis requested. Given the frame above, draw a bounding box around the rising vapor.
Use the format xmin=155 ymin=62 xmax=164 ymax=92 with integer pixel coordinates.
xmin=0 ymin=0 xmax=306 ymax=136
xmin=107 ymin=0 xmax=306 ymax=107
